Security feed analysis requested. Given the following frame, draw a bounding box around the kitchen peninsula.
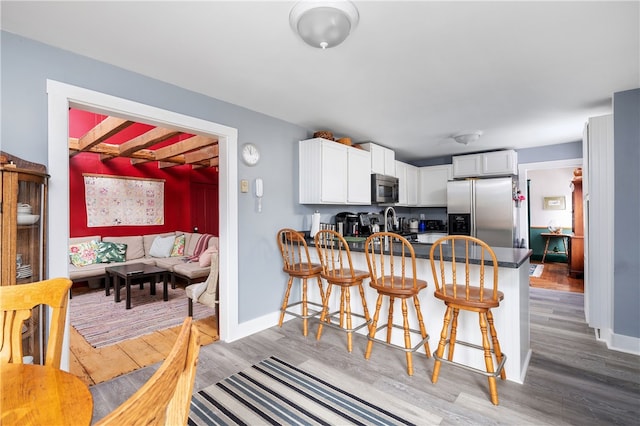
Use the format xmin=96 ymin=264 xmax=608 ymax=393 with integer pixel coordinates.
xmin=305 ymin=236 xmax=533 ymax=384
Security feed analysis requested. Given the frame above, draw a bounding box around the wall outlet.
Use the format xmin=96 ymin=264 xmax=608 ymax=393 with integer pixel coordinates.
xmin=240 ymin=179 xmax=249 ymax=193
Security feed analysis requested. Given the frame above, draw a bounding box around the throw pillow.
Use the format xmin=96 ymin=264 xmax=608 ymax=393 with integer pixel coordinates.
xmin=96 ymin=241 xmax=127 ymax=263
xmin=69 ymin=240 xmax=100 ymax=267
xmin=149 ymin=235 xmax=176 ymax=258
xmin=198 ymin=246 xmax=218 ymax=268
xmin=170 ymin=234 xmax=185 ymax=257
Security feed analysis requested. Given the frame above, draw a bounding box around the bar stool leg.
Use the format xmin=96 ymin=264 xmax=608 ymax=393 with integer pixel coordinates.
xmin=278 ymin=276 xmax=294 ymax=328
xmin=432 ymin=305 xmax=453 ymax=384
xmin=413 ymin=296 xmax=431 ymax=356
xmin=480 ymin=311 xmax=499 ymax=405
xmin=448 ymin=308 xmax=460 ymax=361
xmin=316 ymin=284 xmax=333 ymax=341
xmin=401 ymin=299 xmax=414 ymax=376
xmin=301 ymin=278 xmax=309 ymax=337
xmin=344 ymin=287 xmax=353 ymax=352
xmin=365 ymin=294 xmax=384 ymax=360
xmin=386 ymin=296 xmax=395 ymax=343
xmin=487 ymin=310 xmax=506 ymax=380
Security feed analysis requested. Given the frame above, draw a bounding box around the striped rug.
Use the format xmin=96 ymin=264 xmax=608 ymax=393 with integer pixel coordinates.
xmin=189 ymin=356 xmax=439 ymax=425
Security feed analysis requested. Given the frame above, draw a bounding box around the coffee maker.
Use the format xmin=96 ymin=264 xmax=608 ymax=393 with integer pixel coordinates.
xmin=335 ymin=212 xmax=359 ymax=236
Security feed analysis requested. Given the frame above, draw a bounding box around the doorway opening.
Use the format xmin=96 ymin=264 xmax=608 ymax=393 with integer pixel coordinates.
xmin=47 ymin=80 xmax=239 ymax=370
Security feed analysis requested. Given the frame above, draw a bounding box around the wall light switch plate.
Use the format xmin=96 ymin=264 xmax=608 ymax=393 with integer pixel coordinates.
xmin=240 ymin=179 xmax=249 ymax=193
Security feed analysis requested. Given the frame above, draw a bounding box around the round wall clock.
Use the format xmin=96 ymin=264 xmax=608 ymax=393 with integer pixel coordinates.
xmin=241 ymin=143 xmax=260 ymax=166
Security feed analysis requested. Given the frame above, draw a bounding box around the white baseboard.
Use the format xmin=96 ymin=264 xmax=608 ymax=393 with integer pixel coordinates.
xmin=595 ymin=327 xmax=640 ymax=356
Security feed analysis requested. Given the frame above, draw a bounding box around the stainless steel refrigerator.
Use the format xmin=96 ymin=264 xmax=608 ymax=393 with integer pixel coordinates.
xmin=447 ymin=177 xmax=518 ymax=248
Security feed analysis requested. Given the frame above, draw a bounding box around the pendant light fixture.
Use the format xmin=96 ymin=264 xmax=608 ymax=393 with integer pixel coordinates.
xmin=289 ymin=0 xmax=359 ymax=49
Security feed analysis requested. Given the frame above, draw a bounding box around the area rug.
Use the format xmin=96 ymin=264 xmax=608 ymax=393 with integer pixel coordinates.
xmin=189 ymin=356 xmax=439 ymax=425
xmin=69 ymin=285 xmax=211 ymax=348
xmin=530 ymin=264 xmax=544 ymax=277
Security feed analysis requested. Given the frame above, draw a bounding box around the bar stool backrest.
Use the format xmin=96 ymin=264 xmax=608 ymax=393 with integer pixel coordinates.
xmin=364 ymin=232 xmax=419 ymax=291
xmin=277 ymin=228 xmax=314 ymax=273
xmin=314 ymin=229 xmax=358 ymax=281
xmin=429 ymin=235 xmax=500 ymax=304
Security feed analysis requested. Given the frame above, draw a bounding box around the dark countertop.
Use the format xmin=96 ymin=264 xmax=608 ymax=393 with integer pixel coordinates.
xmin=307 ymin=236 xmax=532 ymax=269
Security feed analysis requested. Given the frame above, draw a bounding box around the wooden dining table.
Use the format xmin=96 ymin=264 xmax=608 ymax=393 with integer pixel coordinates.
xmin=0 ymin=363 xmax=93 ymax=425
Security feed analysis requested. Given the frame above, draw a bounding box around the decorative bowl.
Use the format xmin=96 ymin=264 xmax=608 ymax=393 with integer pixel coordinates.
xmin=17 ymin=214 xmax=40 ymax=225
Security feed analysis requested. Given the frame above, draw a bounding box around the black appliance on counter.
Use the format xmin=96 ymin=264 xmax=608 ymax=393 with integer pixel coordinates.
xmin=425 ymin=219 xmax=445 ymax=231
xmin=335 ymin=212 xmax=360 ymax=236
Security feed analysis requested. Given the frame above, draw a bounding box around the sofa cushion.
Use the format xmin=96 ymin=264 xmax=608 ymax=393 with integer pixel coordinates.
xmin=153 ymin=257 xmax=186 ymax=271
xmin=198 ymin=246 xmax=218 ymax=268
xmin=149 ymin=235 xmax=176 ymax=258
xmin=143 ymin=232 xmax=176 ymax=257
xmin=103 ymin=236 xmax=144 ymax=261
xmin=173 ymin=262 xmax=210 ymax=280
xmin=69 ymin=240 xmax=100 ymax=267
xmin=170 ymin=234 xmax=185 ymax=257
xmin=96 ymin=241 xmax=127 ymax=263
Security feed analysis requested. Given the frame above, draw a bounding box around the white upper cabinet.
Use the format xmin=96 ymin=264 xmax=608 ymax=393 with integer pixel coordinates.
xmin=453 ymin=150 xmax=517 ymax=178
xmin=360 ymin=142 xmax=396 ymax=176
xmin=418 ymin=164 xmax=452 ymax=207
xmin=347 ymin=147 xmax=372 ymax=204
xmin=396 ymin=161 xmax=418 ymax=206
xmin=299 ymin=138 xmax=371 ymax=205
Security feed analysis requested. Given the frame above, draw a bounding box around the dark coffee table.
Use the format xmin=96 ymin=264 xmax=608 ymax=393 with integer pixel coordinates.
xmin=105 ymin=263 xmax=170 ymax=309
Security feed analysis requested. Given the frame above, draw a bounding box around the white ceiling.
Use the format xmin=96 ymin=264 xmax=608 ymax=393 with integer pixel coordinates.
xmin=2 ymin=1 xmax=638 ymax=162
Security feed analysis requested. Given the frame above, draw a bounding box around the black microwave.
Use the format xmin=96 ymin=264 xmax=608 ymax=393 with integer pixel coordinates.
xmin=371 ymin=174 xmax=399 ymax=204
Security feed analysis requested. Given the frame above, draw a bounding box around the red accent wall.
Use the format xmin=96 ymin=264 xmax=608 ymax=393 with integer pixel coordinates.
xmin=69 ymin=109 xmax=218 ymax=238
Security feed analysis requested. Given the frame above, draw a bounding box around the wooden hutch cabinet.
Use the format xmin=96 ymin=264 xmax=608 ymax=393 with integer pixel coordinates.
xmin=1 ymin=152 xmax=49 ymax=364
xmin=568 ymin=168 xmax=584 ymax=278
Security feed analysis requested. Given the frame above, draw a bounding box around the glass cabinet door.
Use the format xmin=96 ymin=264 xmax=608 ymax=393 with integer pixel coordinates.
xmin=1 ymin=162 xmax=49 ymax=364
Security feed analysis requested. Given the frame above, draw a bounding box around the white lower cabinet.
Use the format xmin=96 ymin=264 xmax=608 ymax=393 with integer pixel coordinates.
xmin=299 ymin=138 xmax=371 ymax=205
xmin=418 ymin=165 xmax=452 ymax=207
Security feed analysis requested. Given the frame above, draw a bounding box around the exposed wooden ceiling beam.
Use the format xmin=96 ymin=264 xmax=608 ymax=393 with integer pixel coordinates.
xmin=70 ymin=117 xmax=134 ymax=157
xmin=152 ymin=135 xmax=217 ymax=160
xmin=118 ymin=128 xmax=181 ymax=157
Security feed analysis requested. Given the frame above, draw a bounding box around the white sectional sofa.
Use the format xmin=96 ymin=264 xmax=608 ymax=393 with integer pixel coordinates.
xmin=68 ymin=231 xmax=218 ymax=288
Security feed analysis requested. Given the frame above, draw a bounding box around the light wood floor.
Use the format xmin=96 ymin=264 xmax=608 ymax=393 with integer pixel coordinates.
xmin=70 ymin=315 xmax=219 ymax=386
xmin=90 ymin=285 xmax=639 ymax=424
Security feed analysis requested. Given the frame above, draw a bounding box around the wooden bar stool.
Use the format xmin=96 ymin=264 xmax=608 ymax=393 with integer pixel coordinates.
xmin=363 ymin=232 xmax=431 ymax=376
xmin=276 ymin=229 xmax=325 ymax=337
xmin=314 ymin=229 xmax=372 ymax=352
xmin=429 ymin=235 xmax=506 ymax=405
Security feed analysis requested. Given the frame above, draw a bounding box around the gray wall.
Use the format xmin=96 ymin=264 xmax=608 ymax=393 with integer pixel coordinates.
xmin=613 ymin=89 xmax=640 ymax=338
xmin=0 ymin=31 xmax=311 ymax=323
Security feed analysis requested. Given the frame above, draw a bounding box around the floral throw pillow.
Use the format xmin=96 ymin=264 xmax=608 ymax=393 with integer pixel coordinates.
xmin=170 ymin=234 xmax=186 ymax=257
xmin=96 ymin=241 xmax=127 ymax=263
xmin=69 ymin=240 xmax=100 ymax=267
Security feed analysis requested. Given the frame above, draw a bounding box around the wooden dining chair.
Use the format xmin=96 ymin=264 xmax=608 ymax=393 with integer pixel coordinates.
xmin=429 ymin=235 xmax=506 ymax=405
xmin=314 ymin=229 xmax=372 ymax=352
xmin=95 ymin=316 xmax=201 ymax=425
xmin=363 ymin=232 xmax=431 ymax=376
xmin=276 ymin=228 xmax=325 ymax=336
xmin=0 ymin=277 xmax=72 ymax=368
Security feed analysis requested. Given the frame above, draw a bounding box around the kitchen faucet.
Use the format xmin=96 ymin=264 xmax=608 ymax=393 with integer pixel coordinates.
xmin=383 ymin=206 xmax=396 ymax=233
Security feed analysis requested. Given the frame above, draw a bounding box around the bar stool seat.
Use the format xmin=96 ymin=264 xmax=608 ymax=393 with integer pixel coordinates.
xmin=363 ymin=232 xmax=431 ymax=376
xmin=277 ymin=228 xmax=325 ymax=336
xmin=314 ymin=229 xmax=372 ymax=352
xmin=430 ymin=235 xmax=506 ymax=405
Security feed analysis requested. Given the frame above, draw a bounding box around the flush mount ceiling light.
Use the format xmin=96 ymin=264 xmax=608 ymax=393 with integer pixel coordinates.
xmin=289 ymin=0 xmax=359 ymax=49
xmin=453 ymin=131 xmax=483 ymax=145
